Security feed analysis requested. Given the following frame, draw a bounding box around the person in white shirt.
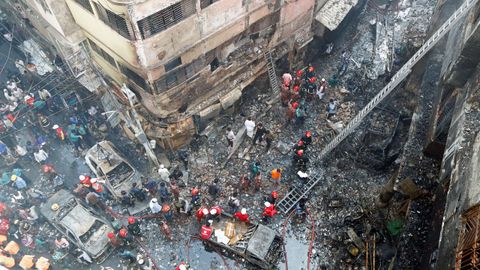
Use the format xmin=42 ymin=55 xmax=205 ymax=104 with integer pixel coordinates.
xmin=157 ymin=164 xmax=170 ymax=182
xmin=33 ymin=148 xmax=48 ymax=164
xmin=149 ymin=198 xmax=162 ymax=214
xmin=225 ymin=127 xmax=235 ymax=148
xmin=3 ymin=89 xmax=17 ymax=102
xmin=244 ymin=117 xmax=256 ymax=138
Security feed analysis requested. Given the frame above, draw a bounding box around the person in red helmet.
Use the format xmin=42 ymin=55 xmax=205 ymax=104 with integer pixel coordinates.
xmin=266 ymin=190 xmax=278 ymax=204
xmin=127 ymin=217 xmax=141 ymax=236
xmin=200 ymin=220 xmax=213 ymax=240
xmin=79 ymin=174 xmax=92 ymax=188
xmin=118 ymin=227 xmax=133 ymax=245
xmin=296 ymin=69 xmax=303 ymax=79
xmin=233 ymin=208 xmax=250 ymax=223
xmin=293 ymin=149 xmax=309 ymax=171
xmin=306 ymin=65 xmax=315 ymax=79
xmin=107 ymin=232 xmax=122 ymax=247
xmin=262 ymin=201 xmax=277 ymax=223
xmin=191 ymin=187 xmax=201 ymax=206
xmin=294 ymin=140 xmax=306 ymax=152
xmin=301 ymin=131 xmax=313 ymax=146
xmin=196 ymin=206 xmax=209 ymax=223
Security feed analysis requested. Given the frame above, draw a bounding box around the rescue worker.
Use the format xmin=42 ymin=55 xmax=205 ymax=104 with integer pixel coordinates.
xmin=107 ymin=232 xmax=123 ymax=247
xmin=52 ymin=125 xmax=65 ymax=141
xmin=200 ymin=220 xmax=213 ymax=240
xmin=262 ymin=202 xmax=277 ymax=223
xmin=127 ymin=217 xmax=141 ymax=236
xmin=293 ymin=140 xmax=306 ymax=152
xmin=79 ymin=174 xmax=92 ymax=188
xmin=233 ymin=208 xmax=250 ymax=223
xmin=294 ymin=150 xmax=309 ymax=172
xmin=191 ymin=187 xmax=201 ymax=206
xmin=305 ymin=65 xmax=315 ymax=79
xmin=176 ymin=262 xmax=190 ymax=270
xmin=91 ymin=178 xmax=107 ymax=198
xmin=209 ymin=206 xmax=222 ymax=222
xmin=267 ymin=191 xmax=278 ymax=205
xmin=295 ymin=105 xmax=306 ymax=125
xmin=301 ymin=131 xmax=313 ymax=146
xmin=196 ymin=206 xmax=209 ymax=223
xmin=162 ymin=204 xmax=173 ymax=221
xmin=270 ymin=169 xmax=282 ymax=185
xmin=118 ymin=227 xmax=133 ymax=245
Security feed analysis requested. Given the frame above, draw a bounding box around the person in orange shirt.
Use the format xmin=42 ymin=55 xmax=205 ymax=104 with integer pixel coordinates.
xmin=271 ymin=169 xmax=281 ymax=185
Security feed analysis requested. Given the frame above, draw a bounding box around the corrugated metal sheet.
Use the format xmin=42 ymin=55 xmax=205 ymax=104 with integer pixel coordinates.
xmin=315 ymin=0 xmax=358 ymax=31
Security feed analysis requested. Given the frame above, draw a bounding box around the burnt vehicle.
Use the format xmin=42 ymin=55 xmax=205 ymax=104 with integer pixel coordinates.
xmin=39 ymin=189 xmax=113 ymax=262
xmin=202 ymin=213 xmax=283 ymax=269
xmin=85 ymin=141 xmax=148 ymax=214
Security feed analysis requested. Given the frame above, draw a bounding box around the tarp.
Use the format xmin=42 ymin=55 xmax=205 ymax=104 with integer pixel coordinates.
xmin=19 ymin=255 xmax=34 ymax=269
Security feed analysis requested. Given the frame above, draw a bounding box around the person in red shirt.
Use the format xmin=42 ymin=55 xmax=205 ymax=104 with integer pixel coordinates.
xmin=79 ymin=174 xmax=92 ymax=188
xmin=233 ymin=208 xmax=250 ymax=223
xmin=262 ymin=202 xmax=277 ymax=223
xmin=200 ymin=220 xmax=213 ymax=240
xmin=196 ymin=206 xmax=209 ymax=223
xmin=52 ymin=125 xmax=65 ymax=141
xmin=209 ymin=206 xmax=222 ymax=221
xmin=175 ymin=262 xmax=190 ymax=270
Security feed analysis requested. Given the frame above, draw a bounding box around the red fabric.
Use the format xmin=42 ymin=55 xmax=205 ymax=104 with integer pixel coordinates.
xmin=92 ymin=183 xmax=104 ymax=193
xmin=42 ymin=164 xmax=54 ymax=173
xmin=196 ymin=207 xmax=207 ymax=222
xmin=210 ymin=206 xmax=222 ymax=216
xmin=26 ymin=97 xmax=34 ymax=106
xmin=296 ymin=70 xmax=303 ymax=78
xmin=0 ymin=218 xmax=9 ymax=235
xmin=176 ymin=263 xmax=188 ymax=270
xmin=262 ymin=205 xmax=277 ymax=217
xmin=233 ymin=212 xmax=249 ymax=222
xmin=6 ymin=114 xmax=15 ymax=123
xmin=200 ymin=225 xmax=213 ymax=240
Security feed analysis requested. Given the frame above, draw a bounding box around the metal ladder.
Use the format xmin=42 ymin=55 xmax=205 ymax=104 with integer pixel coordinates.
xmin=264 ymin=50 xmax=281 ymax=94
xmin=276 ymin=0 xmax=478 ymax=213
xmin=277 ymin=171 xmax=324 ymax=213
xmin=234 ymin=224 xmax=257 ymax=251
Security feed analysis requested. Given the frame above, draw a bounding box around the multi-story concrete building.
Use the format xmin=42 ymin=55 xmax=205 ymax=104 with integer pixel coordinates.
xmin=4 ymin=0 xmax=361 ymax=150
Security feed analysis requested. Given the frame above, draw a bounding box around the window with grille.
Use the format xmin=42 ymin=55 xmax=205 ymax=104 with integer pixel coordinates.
xmin=88 ymin=39 xmax=116 ymax=67
xmin=74 ymin=0 xmax=93 ymax=13
xmin=137 ymin=0 xmax=196 ymax=39
xmin=456 ymin=205 xmax=480 ymax=270
xmin=119 ymin=65 xmax=147 ymax=89
xmin=164 ymin=57 xmax=182 ymax=72
xmin=200 ymin=0 xmax=219 ymax=9
xmin=155 ymin=57 xmax=204 ymax=93
xmin=94 ymin=3 xmax=133 ymax=39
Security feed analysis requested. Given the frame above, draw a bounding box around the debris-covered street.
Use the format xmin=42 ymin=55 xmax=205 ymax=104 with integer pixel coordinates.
xmin=0 ymin=0 xmax=477 ymax=269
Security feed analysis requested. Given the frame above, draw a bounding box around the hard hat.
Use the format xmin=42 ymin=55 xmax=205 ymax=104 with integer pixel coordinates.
xmin=309 ymin=77 xmax=317 ymax=83
xmin=119 ymin=228 xmax=128 ymax=238
xmin=179 ymin=265 xmax=187 ymax=270
xmin=241 ymin=208 xmax=247 ymax=215
xmin=202 ymin=208 xmax=209 ymax=215
xmin=107 ymin=232 xmax=115 ymax=239
xmin=292 ymin=102 xmax=299 ymax=109
xmin=52 ymin=125 xmax=59 ymax=130
xmin=293 ymin=85 xmax=300 ymax=92
xmin=297 ymin=149 xmax=304 ymax=156
xmin=306 ymin=131 xmax=312 ymax=137
xmin=210 ymin=208 xmax=217 ymax=215
xmin=159 ymin=164 xmax=164 ymax=169
xmin=298 ymin=140 xmax=304 ymax=146
xmin=51 ymin=203 xmax=60 ymax=211
xmin=308 ymin=66 xmax=314 ymax=72
xmin=79 ymin=175 xmax=85 ymax=181
xmin=191 ymin=188 xmax=199 ymax=196
xmin=151 ymin=198 xmax=158 ymax=203
xmin=296 ymin=70 xmax=303 ymax=77
xmin=271 ymin=191 xmax=278 ymax=199
xmin=264 ymin=201 xmax=271 ymax=207
xmin=10 ymin=175 xmax=17 ymax=181
xmin=321 ymin=78 xmax=326 ymax=82
xmin=162 ymin=204 xmax=171 ymax=212
xmin=128 ymin=217 xmax=135 ymax=224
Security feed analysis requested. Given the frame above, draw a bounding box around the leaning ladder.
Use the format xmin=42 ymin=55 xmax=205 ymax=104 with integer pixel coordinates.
xmin=264 ymin=50 xmax=281 ymax=94
xmin=276 ymin=0 xmax=479 ymax=213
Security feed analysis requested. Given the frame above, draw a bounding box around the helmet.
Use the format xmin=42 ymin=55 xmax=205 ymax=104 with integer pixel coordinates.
xmin=191 ymin=188 xmax=199 ymax=196
xmin=298 ymin=140 xmax=304 ymax=146
xmin=79 ymin=175 xmax=85 ymax=181
xmin=309 ymin=77 xmax=317 ymax=83
xmin=264 ymin=201 xmax=271 ymax=207
xmin=162 ymin=204 xmax=171 ymax=212
xmin=293 ymin=85 xmax=300 ymax=92
xmin=292 ymin=102 xmax=299 ymax=109
xmin=321 ymin=78 xmax=326 ymax=82
xmin=10 ymin=175 xmax=17 ymax=181
xmin=151 ymin=198 xmax=158 ymax=203
xmin=306 ymin=131 xmax=312 ymax=137
xmin=202 ymin=208 xmax=209 ymax=215
xmin=210 ymin=208 xmax=217 ymax=215
xmin=297 ymin=150 xmax=304 ymax=156
xmin=51 ymin=203 xmax=60 ymax=211
xmin=296 ymin=70 xmax=303 ymax=77
xmin=308 ymin=66 xmax=314 ymax=72
xmin=128 ymin=217 xmax=135 ymax=224
xmin=52 ymin=124 xmax=59 ymax=130
xmin=119 ymin=228 xmax=128 ymax=238
xmin=107 ymin=232 xmax=115 ymax=239
xmin=241 ymin=208 xmax=247 ymax=215
xmin=271 ymin=191 xmax=278 ymax=199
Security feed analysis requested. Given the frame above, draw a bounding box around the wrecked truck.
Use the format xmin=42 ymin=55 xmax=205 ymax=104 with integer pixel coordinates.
xmin=202 ymin=213 xmax=283 ymax=269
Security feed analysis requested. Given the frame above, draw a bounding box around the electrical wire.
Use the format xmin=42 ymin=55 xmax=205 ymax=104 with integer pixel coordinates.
xmin=0 ymin=25 xmax=14 ymax=77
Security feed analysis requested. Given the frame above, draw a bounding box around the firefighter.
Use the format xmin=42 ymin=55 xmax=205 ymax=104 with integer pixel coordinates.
xmin=175 ymin=262 xmax=190 ymax=270
xmin=301 ymin=131 xmax=313 ymax=146
xmin=233 ymin=208 xmax=250 ymax=223
xmin=162 ymin=204 xmax=173 ymax=221
xmin=118 ymin=227 xmax=133 ymax=245
xmin=191 ymin=187 xmax=201 ymax=206
xmin=293 ymin=140 xmax=306 ymax=152
xmin=200 ymin=220 xmax=213 ymax=240
xmin=107 ymin=232 xmax=123 ymax=247
xmin=209 ymin=206 xmax=222 ymax=222
xmin=127 ymin=217 xmax=141 ymax=236
xmin=266 ymin=191 xmax=278 ymax=205
xmin=262 ymin=202 xmax=277 ymax=223
xmin=196 ymin=206 xmax=209 ymax=223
